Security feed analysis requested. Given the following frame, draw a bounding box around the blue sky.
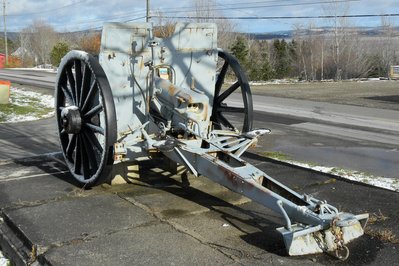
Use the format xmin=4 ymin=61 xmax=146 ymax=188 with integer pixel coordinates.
xmin=5 ymin=0 xmax=399 ymax=33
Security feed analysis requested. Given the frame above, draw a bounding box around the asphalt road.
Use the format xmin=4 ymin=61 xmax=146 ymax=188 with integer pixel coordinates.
xmin=226 ymin=93 xmax=399 ymax=179
xmin=0 ymin=68 xmax=56 ymax=89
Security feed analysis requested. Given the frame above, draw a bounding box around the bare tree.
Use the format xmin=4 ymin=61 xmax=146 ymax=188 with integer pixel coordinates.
xmin=293 ymin=22 xmax=325 ymax=81
xmin=379 ymin=16 xmax=396 ymax=77
xmin=19 ymin=28 xmax=35 ymax=66
xmin=192 ymin=0 xmax=236 ymax=50
xmin=293 ymin=24 xmax=308 ymax=80
xmin=152 ymin=10 xmax=177 ymax=38
xmin=319 ymin=35 xmax=325 ymax=80
xmin=20 ymin=20 xmax=58 ymax=66
xmin=324 ymin=0 xmax=351 ymax=80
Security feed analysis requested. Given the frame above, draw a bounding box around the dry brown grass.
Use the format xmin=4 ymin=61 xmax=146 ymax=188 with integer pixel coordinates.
xmin=250 ymin=80 xmax=399 ymax=111
xmin=366 ymin=228 xmax=399 ymax=244
xmin=368 ymin=210 xmax=389 ymax=225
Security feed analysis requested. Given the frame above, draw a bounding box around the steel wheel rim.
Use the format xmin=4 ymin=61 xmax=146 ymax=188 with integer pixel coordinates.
xmin=55 ymin=51 xmax=116 ymax=187
xmin=211 ymin=49 xmax=253 ymax=133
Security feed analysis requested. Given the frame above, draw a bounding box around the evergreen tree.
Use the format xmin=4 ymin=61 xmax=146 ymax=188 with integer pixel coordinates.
xmin=261 ymin=51 xmax=275 ymax=80
xmin=50 ymin=42 xmax=70 ymax=67
xmin=273 ymin=39 xmax=291 ymax=79
xmin=0 ymin=38 xmax=15 ymax=54
xmin=230 ymin=36 xmax=248 ymax=66
xmin=248 ymin=65 xmax=262 ymax=81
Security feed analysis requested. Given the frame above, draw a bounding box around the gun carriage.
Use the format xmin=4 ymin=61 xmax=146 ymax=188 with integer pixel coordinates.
xmin=55 ymin=22 xmax=368 ymax=259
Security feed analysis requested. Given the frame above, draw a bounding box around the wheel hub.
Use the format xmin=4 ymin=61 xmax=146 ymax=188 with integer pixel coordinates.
xmin=61 ymin=106 xmax=82 ymax=134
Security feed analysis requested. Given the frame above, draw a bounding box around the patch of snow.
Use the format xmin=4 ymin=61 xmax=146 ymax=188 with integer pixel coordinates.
xmin=1 ymin=87 xmax=54 ymax=123
xmin=0 ymin=254 xmax=10 ymax=266
xmin=0 ymin=250 xmax=9 ymax=266
xmin=271 ymin=158 xmax=399 ymax=192
xmin=5 ymin=67 xmax=57 ymax=73
xmin=249 ymin=79 xmax=299 ymax=85
xmin=11 ymin=87 xmax=54 ymax=108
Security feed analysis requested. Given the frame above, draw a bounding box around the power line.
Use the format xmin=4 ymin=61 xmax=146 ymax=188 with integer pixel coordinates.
xmin=155 ymin=13 xmax=399 ymax=20
xmin=156 ymin=0 xmax=360 ymax=14
xmin=153 ymin=0 xmax=348 ymax=13
xmin=6 ymin=8 xmax=147 ymax=31
xmin=214 ymin=0 xmax=292 ymax=26
xmin=6 ymin=0 xmax=395 ymax=33
xmin=153 ymin=0 xmax=296 ymax=13
xmin=63 ymin=15 xmax=147 ymax=33
xmin=7 ymin=0 xmax=90 ymax=17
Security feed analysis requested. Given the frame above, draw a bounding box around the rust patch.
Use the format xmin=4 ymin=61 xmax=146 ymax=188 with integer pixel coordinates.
xmin=139 ymin=58 xmax=145 ymax=69
xmin=221 ymin=166 xmax=240 ymax=188
xmin=202 ymin=103 xmax=209 ymax=120
xmin=168 ymin=85 xmax=176 ymax=96
xmin=217 ymin=162 xmax=255 ymax=192
xmin=176 ymin=96 xmax=185 ymax=103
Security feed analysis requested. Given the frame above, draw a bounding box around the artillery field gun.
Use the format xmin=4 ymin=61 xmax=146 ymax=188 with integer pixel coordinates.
xmin=55 ymin=22 xmax=368 ymax=259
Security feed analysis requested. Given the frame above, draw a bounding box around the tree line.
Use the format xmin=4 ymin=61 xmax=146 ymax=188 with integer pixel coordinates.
xmin=10 ymin=17 xmax=399 ymax=81
xmin=16 ymin=20 xmax=101 ymax=68
xmin=230 ymin=28 xmax=399 ymax=81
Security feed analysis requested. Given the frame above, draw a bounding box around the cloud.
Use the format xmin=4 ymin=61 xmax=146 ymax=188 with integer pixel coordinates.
xmin=4 ymin=0 xmax=399 ymax=33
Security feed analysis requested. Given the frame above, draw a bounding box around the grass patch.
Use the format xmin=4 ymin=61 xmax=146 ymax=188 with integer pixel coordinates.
xmin=260 ymin=151 xmax=291 ymax=161
xmin=0 ymin=103 xmax=53 ymax=122
xmin=0 ymin=103 xmax=48 ymax=116
xmin=368 ymin=210 xmax=389 ymax=225
xmin=0 ymin=87 xmax=54 ymax=123
xmin=365 ymin=210 xmax=397 ymax=244
xmin=366 ymin=228 xmax=399 ymax=244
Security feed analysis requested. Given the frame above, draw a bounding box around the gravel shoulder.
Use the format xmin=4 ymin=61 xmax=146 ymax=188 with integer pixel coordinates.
xmin=250 ymin=80 xmax=399 ymax=111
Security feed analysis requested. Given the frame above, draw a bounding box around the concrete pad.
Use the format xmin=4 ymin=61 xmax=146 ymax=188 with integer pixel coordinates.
xmin=0 ymin=154 xmax=75 ymax=209
xmin=167 ymin=202 xmax=286 ymax=257
xmin=43 ymin=223 xmax=231 ymax=265
xmin=0 ymin=174 xmax=77 ymax=209
xmin=117 ymin=161 xmax=251 ymax=219
xmin=3 ymin=194 xmax=155 ymax=248
xmin=0 ymin=148 xmax=398 ymax=265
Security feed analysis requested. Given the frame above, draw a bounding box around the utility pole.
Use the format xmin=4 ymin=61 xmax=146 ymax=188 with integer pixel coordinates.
xmin=146 ymin=0 xmax=150 ymax=22
xmin=2 ymin=0 xmax=8 ymax=65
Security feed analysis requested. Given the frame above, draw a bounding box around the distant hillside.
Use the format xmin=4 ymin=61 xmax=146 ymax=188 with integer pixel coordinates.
xmin=7 ymin=26 xmax=399 ymax=44
xmin=4 ymin=32 xmax=19 ymax=42
xmin=246 ymin=26 xmax=399 ymax=40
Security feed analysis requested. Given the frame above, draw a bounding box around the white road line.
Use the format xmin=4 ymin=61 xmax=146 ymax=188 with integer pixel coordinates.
xmin=0 ymin=171 xmax=69 ymax=182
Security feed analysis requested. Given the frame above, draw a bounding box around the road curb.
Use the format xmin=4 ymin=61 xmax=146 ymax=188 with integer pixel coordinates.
xmin=248 ymin=152 xmax=394 ymax=192
xmin=0 ymin=213 xmax=33 ymax=266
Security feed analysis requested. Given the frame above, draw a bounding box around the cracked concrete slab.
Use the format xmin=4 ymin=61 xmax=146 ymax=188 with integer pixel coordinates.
xmin=3 ymin=194 xmax=155 ymax=248
xmin=0 ymin=153 xmax=398 ymax=265
xmin=0 ymin=175 xmax=76 ymax=211
xmin=43 ymin=223 xmax=231 ymax=266
xmin=117 ymin=175 xmax=250 ymax=220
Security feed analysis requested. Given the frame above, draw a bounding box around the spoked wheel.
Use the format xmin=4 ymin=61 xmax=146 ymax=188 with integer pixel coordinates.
xmin=211 ymin=49 xmax=253 ymax=133
xmin=55 ymin=50 xmax=117 ymax=187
